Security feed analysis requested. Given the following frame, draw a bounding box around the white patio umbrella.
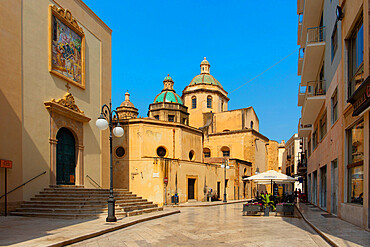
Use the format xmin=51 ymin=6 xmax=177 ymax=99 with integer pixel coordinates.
xmin=243 ymin=170 xmax=296 ymax=194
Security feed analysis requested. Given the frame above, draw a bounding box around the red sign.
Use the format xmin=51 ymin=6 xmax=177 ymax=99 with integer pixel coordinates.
xmin=164 ymin=177 xmax=168 ymax=184
xmin=0 ymin=160 xmax=12 ymax=169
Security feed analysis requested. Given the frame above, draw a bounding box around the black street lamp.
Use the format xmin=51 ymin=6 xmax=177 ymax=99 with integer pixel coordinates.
xmin=96 ymin=101 xmax=124 ymax=222
xmin=221 ymin=159 xmax=230 ymax=203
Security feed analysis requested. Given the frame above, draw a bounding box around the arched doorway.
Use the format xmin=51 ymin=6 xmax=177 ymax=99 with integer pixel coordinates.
xmin=56 ymin=128 xmax=76 ymax=185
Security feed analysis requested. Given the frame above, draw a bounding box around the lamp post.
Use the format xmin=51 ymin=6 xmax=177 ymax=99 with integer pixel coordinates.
xmin=220 ymin=159 xmax=229 ymax=203
xmin=96 ymin=101 xmax=124 ymax=222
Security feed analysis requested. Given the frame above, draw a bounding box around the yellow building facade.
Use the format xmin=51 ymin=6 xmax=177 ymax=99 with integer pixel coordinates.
xmin=0 ymin=0 xmax=111 ymax=213
xmin=113 ymin=58 xmax=284 ymax=206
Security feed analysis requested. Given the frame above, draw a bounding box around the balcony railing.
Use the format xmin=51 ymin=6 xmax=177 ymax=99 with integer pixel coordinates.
xmin=299 ymin=83 xmax=305 ymax=94
xmin=307 ymin=26 xmax=325 ymax=44
xmin=306 ymin=80 xmax=326 ymax=97
xmin=299 ymin=118 xmax=312 ymax=129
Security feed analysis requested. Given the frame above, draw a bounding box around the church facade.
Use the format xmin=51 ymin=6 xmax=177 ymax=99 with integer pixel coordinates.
xmin=113 ymin=58 xmax=284 ymax=206
xmin=0 ymin=0 xmax=111 ymax=213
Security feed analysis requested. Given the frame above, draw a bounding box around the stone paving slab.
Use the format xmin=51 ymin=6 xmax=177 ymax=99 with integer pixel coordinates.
xmin=71 ymin=203 xmax=331 ymax=247
xmin=296 ymin=202 xmax=370 ymax=247
xmin=0 ymin=209 xmax=180 ymax=247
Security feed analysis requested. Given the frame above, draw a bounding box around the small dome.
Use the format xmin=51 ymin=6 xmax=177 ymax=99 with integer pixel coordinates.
xmin=120 ymin=92 xmax=135 ymax=108
xmin=154 ymin=91 xmax=183 ymax=104
xmin=200 ymin=57 xmax=210 ymax=65
xmin=189 ymin=74 xmax=222 ymax=88
xmin=153 ymin=74 xmax=183 ymax=104
xmin=164 ymin=74 xmax=173 ymax=81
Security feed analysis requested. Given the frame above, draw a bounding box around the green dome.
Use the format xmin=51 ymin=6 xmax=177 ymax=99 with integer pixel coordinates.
xmin=189 ymin=74 xmax=222 ymax=88
xmin=154 ymin=91 xmax=183 ymax=104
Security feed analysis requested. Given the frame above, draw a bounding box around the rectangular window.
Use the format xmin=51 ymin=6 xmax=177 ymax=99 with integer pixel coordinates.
xmin=320 ymin=165 xmax=327 ymax=209
xmin=207 ymin=97 xmax=212 ymax=108
xmin=204 ymin=151 xmax=210 ymax=158
xmin=222 ymin=150 xmax=230 ymax=157
xmin=331 ymin=89 xmax=338 ymax=124
xmin=348 ymin=18 xmax=364 ymax=98
xmin=192 ymin=97 xmax=196 ymax=109
xmin=347 ymin=120 xmax=364 ymax=204
xmin=168 ymin=115 xmax=175 ymax=122
xmin=154 ymin=115 xmax=159 ymax=120
xmin=308 ymin=139 xmax=311 ymax=157
xmin=319 ymin=112 xmax=327 ymax=140
xmin=313 ymin=128 xmax=318 ymax=150
xmin=331 ymin=23 xmax=338 ymax=62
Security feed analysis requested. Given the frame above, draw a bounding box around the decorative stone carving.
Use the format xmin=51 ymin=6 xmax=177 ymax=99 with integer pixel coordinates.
xmin=51 ymin=92 xmax=83 ymax=113
xmin=50 ymin=5 xmax=84 ymax=34
xmin=44 ymin=92 xmax=90 ymax=123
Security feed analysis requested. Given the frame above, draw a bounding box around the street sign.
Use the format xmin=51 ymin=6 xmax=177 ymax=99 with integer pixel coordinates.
xmin=164 ymin=177 xmax=168 ymax=184
xmin=0 ymin=160 xmax=12 ymax=169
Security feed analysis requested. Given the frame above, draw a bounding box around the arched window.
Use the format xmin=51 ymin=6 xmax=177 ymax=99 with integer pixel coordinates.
xmin=221 ymin=146 xmax=230 ymax=157
xmin=207 ymin=96 xmax=212 ymax=108
xmin=192 ymin=96 xmax=197 ymax=109
xmin=203 ymin=148 xmax=211 ymax=158
xmin=221 ymin=101 xmax=224 ymax=112
xmin=250 ymin=121 xmax=254 ymax=129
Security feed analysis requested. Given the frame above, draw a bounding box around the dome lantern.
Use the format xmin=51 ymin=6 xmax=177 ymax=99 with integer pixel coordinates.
xmin=200 ymin=57 xmax=210 ymax=74
xmin=116 ymin=91 xmax=139 ymax=120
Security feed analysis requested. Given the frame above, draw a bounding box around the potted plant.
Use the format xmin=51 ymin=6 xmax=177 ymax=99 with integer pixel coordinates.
xmin=243 ymin=202 xmax=262 ymax=216
xmin=261 ymin=193 xmax=275 ymax=216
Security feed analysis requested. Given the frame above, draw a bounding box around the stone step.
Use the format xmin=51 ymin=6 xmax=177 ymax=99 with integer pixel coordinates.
xmin=122 ymin=204 xmax=158 ymax=212
xmin=126 ymin=207 xmax=163 ymax=217
xmin=9 ymin=211 xmax=127 ymax=219
xmin=44 ymin=188 xmax=130 ymax=193
xmin=39 ymin=191 xmax=134 ymax=195
xmin=12 ymin=187 xmax=159 ymax=219
xmin=21 ymin=201 xmax=151 ymax=209
xmin=16 ymin=204 xmax=157 ymax=214
xmin=34 ymin=193 xmax=137 ymax=198
xmin=31 ymin=196 xmax=141 ymax=201
xmin=25 ymin=198 xmax=148 ymax=204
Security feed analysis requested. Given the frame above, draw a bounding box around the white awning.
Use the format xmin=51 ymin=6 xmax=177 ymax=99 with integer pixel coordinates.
xmin=243 ymin=170 xmax=296 ymax=184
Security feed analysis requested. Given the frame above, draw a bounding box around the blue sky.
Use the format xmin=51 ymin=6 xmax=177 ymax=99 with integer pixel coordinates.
xmin=84 ymin=0 xmax=300 ymax=142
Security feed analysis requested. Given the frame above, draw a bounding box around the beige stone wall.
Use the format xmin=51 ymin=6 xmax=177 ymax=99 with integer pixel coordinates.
xmin=183 ymin=84 xmax=228 ymax=128
xmin=278 ymin=142 xmax=285 ymax=172
xmin=0 ymin=0 xmax=23 ymax=211
xmin=0 ymin=0 xmax=111 ymax=211
xmin=267 ymin=141 xmax=279 ymax=171
xmin=205 ymin=130 xmax=270 ymax=175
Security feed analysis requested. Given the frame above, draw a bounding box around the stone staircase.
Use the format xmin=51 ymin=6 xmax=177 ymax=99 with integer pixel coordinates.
xmin=10 ymin=186 xmax=162 ymax=218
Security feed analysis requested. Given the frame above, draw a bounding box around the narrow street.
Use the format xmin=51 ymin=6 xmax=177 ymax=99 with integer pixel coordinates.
xmin=71 ymin=203 xmax=329 ymax=247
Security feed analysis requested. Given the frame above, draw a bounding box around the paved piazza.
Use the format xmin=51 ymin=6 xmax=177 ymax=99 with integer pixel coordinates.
xmin=71 ymin=203 xmax=329 ymax=247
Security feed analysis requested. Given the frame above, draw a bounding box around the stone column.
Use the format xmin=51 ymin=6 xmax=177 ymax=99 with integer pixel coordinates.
xmin=49 ymin=138 xmax=58 ymax=185
xmin=76 ymin=144 xmax=84 ymax=186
